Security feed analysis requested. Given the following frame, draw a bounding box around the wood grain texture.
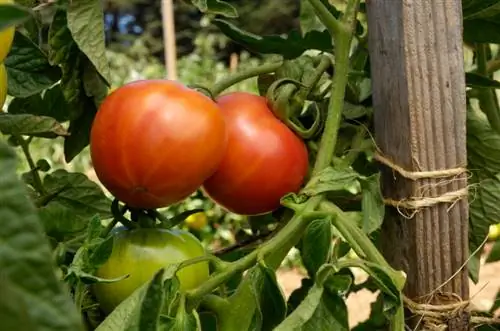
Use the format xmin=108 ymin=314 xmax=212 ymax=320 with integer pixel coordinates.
xmin=366 ymin=0 xmax=469 ymax=326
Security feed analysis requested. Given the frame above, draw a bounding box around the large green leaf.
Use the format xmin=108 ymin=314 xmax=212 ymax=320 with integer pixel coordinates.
xmin=63 ymin=97 xmax=98 ymax=162
xmin=464 ymin=20 xmax=500 ymax=44
xmin=124 ymin=270 xmax=165 ymax=331
xmin=360 ymin=174 xmax=385 ymax=234
xmin=8 ymin=85 xmax=71 ymax=123
xmin=274 ymin=266 xmax=349 ymax=331
xmin=49 ymin=9 xmax=85 ymax=120
xmin=213 ymin=19 xmax=333 ymax=59
xmin=0 ymin=113 xmax=68 ymax=138
xmin=300 ymin=218 xmax=332 ymax=278
xmin=67 ymin=0 xmax=111 ymax=84
xmin=247 ymin=263 xmax=288 ymax=331
xmin=5 ymin=31 xmax=61 ymax=97
xmin=0 ymin=140 xmax=83 ymax=330
xmin=0 ymin=3 xmax=32 ymax=30
xmin=41 ymin=169 xmax=112 ymax=220
xmin=466 ymin=72 xmax=500 ymax=89
xmin=462 ymin=0 xmax=500 ymax=20
xmin=469 ymin=174 xmax=500 ymax=256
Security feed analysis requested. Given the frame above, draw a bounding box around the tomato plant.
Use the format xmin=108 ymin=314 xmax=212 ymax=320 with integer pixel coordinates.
xmin=93 ymin=227 xmax=210 ymax=314
xmin=203 ymin=92 xmax=309 ymax=215
xmin=90 ymin=79 xmax=227 ymax=209
xmin=1 ymin=1 xmax=499 ymax=331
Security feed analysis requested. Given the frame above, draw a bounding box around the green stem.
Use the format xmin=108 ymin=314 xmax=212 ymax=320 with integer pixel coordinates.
xmin=199 ymin=294 xmax=229 ymax=317
xmin=178 ymin=255 xmax=228 ymax=272
xmin=211 ymin=60 xmax=283 ymax=97
xmin=312 ymin=1 xmax=359 ymax=175
xmin=476 ymin=43 xmax=500 ymax=134
xmin=307 ymin=0 xmax=343 ymax=37
xmin=319 ymin=200 xmax=405 ymax=289
xmin=100 ymin=218 xmax=119 ymax=238
xmin=17 ymin=135 xmax=46 ymax=195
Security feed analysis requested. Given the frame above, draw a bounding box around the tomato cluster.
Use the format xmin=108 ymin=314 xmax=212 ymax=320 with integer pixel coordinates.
xmin=89 ymin=79 xmax=309 ymax=314
xmin=91 ymin=83 xmax=308 ymax=215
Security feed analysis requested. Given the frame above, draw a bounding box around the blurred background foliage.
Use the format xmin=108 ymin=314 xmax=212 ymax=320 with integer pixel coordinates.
xmin=5 ymin=0 xmax=304 ymax=266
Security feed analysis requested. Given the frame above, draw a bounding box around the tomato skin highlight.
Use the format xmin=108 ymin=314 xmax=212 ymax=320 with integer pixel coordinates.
xmin=202 ymin=92 xmax=309 ymax=215
xmin=90 ymin=80 xmax=227 ymax=209
xmin=93 ymin=228 xmax=209 ymax=314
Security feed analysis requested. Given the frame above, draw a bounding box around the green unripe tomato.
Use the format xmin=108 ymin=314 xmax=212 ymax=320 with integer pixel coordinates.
xmin=0 ymin=0 xmax=15 ymax=62
xmin=92 ymin=228 xmax=209 ymax=314
xmin=0 ymin=63 xmax=7 ymax=109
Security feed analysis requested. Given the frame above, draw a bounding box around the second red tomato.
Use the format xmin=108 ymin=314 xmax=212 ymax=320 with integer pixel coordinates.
xmin=202 ymin=92 xmax=309 ymax=215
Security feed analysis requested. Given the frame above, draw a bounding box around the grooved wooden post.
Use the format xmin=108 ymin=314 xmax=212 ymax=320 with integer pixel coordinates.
xmin=366 ymin=0 xmax=469 ymax=329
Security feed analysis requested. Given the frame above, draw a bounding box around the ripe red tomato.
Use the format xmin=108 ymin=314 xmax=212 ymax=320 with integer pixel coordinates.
xmin=202 ymin=92 xmax=309 ymax=215
xmin=90 ymin=80 xmax=227 ymax=209
xmin=93 ymin=228 xmax=210 ymax=314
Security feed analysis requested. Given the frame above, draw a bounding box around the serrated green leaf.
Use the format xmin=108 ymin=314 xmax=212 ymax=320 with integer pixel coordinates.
xmin=275 ymin=269 xmax=349 ymax=331
xmin=67 ymin=0 xmax=111 ymax=84
xmin=464 ymin=19 xmax=500 ymax=44
xmin=463 ymin=0 xmax=500 ymax=20
xmin=39 ymin=203 xmax=89 ymax=241
xmin=83 ymin=59 xmax=108 ymax=107
xmin=469 ymin=174 xmax=500 ymax=255
xmin=89 ymin=235 xmax=114 ymax=267
xmin=214 ymin=19 xmax=333 ymax=59
xmin=0 ymin=274 xmax=38 ymax=331
xmin=64 ymin=98 xmax=98 ymax=162
xmin=467 ymin=107 xmax=500 ymax=177
xmin=42 ymin=85 xmax=71 ymax=122
xmin=125 ymin=270 xmax=165 ymax=331
xmin=247 ymin=263 xmax=287 ymax=331
xmin=5 ymin=31 xmax=61 ymax=97
xmin=42 ymin=169 xmax=112 ymax=220
xmin=190 ymin=0 xmax=238 ymax=18
xmin=48 ymin=9 xmax=76 ymax=66
xmin=300 ymin=218 xmax=332 ymax=278
xmin=48 ymin=10 xmax=86 ymax=120
xmin=466 ymin=72 xmax=500 ymax=89
xmin=360 ymin=174 xmax=385 ymax=234
xmin=299 ymin=0 xmax=325 ymax=35
xmin=0 ymin=3 xmax=32 ymax=30
xmin=302 ymin=166 xmax=362 ymax=196
xmin=95 ymin=283 xmax=149 ymax=331
xmin=0 ymin=139 xmax=83 ymax=331
xmin=0 ymin=113 xmax=68 ymax=138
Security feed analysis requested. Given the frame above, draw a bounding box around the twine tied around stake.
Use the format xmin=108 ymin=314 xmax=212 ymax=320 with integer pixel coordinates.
xmin=404 ymin=292 xmax=500 ymax=330
xmin=373 ymin=151 xmax=469 ymax=218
